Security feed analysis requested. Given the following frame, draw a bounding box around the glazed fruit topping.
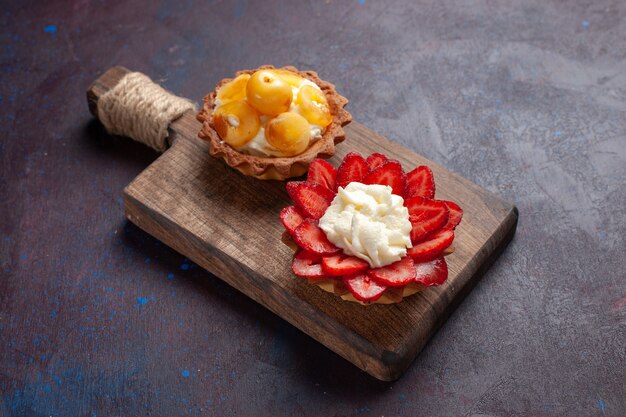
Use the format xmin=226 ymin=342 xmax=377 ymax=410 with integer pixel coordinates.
xmin=405 ymin=196 xmax=450 ymax=243
xmin=407 ymin=229 xmax=454 ymax=263
xmin=363 ymin=160 xmax=407 ymax=197
xmin=292 ymin=250 xmax=325 ymax=278
xmin=265 ymin=112 xmax=311 ymax=156
xmin=246 ymin=70 xmax=293 ymax=115
xmin=293 ymin=220 xmax=341 ymax=255
xmin=321 ymin=254 xmax=369 ymax=277
xmin=213 ymin=68 xmax=334 ymax=157
xmin=212 ymin=100 xmax=261 ymax=147
xmin=280 ymin=206 xmax=305 ymax=236
xmin=443 ymin=200 xmax=463 ymax=230
xmin=336 ymin=152 xmax=369 ymax=189
xmin=344 ymin=273 xmax=388 ymax=302
xmin=366 ymin=153 xmax=388 ymax=171
xmin=296 ymin=84 xmax=332 ymax=128
xmin=286 ymin=181 xmax=335 ymax=220
xmin=307 ymin=159 xmax=337 ymax=191
xmin=368 ymin=256 xmax=416 ymax=287
xmin=216 ymin=74 xmax=250 ymax=104
xmin=406 ymin=165 xmax=435 ymax=199
xmin=414 ymin=257 xmax=448 ymax=286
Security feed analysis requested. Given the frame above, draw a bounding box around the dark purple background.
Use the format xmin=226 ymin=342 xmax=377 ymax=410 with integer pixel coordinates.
xmin=2 ymin=1 xmax=625 ymax=416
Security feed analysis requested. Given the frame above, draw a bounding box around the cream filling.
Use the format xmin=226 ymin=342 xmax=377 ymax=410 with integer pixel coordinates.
xmin=319 ymin=183 xmax=413 ymax=268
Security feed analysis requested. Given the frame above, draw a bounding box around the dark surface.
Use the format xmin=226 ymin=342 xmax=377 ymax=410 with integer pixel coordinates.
xmin=1 ymin=0 xmax=624 ymax=416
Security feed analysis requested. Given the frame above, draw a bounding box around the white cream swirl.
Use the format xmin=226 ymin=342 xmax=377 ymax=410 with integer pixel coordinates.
xmin=319 ymin=182 xmax=413 ymax=268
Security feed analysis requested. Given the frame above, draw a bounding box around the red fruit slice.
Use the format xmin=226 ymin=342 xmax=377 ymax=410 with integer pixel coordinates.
xmin=442 ymin=200 xmax=463 ymax=230
xmin=363 ymin=160 xmax=407 ymax=197
xmin=406 ymin=166 xmax=435 ymax=199
xmin=293 ymin=220 xmax=341 ymax=255
xmin=366 ymin=153 xmax=388 ymax=171
xmin=280 ymin=206 xmax=305 ymax=236
xmin=336 ymin=152 xmax=369 ymax=189
xmin=292 ymin=250 xmax=325 ymax=278
xmin=321 ymin=254 xmax=369 ymax=277
xmin=414 ymin=257 xmax=448 ymax=286
xmin=368 ymin=256 xmax=416 ymax=286
xmin=407 ymin=229 xmax=454 ymax=263
xmin=286 ymin=181 xmax=335 ymax=220
xmin=405 ymin=197 xmax=449 ymax=242
xmin=307 ymin=159 xmax=336 ymax=192
xmin=344 ymin=273 xmax=388 ymax=302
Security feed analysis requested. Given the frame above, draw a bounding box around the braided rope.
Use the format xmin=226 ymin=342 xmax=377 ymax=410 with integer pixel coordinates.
xmin=98 ymin=72 xmax=196 ymax=152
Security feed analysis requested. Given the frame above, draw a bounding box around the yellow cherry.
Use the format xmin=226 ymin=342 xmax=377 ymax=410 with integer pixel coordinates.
xmin=212 ymin=100 xmax=261 ymax=147
xmin=273 ymin=69 xmax=305 ymax=87
xmin=216 ymin=74 xmax=250 ymax=104
xmin=295 ymin=84 xmax=332 ymax=128
xmin=246 ymin=70 xmax=293 ymax=115
xmin=265 ymin=112 xmax=311 ymax=156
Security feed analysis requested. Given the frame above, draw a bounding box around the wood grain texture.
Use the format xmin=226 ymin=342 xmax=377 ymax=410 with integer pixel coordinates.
xmin=87 ymin=67 xmax=517 ymax=380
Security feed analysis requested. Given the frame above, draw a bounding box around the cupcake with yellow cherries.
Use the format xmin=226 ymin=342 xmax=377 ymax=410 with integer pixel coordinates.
xmin=197 ymin=65 xmax=352 ymax=180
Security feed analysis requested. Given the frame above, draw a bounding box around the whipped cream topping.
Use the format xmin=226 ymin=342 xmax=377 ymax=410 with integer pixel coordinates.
xmin=319 ymin=183 xmax=413 ymax=268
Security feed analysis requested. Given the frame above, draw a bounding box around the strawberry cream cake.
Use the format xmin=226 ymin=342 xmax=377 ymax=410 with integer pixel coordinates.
xmin=281 ymin=152 xmax=463 ymax=304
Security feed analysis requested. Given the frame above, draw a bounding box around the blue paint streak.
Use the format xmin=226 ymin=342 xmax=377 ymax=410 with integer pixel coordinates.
xmin=136 ymin=297 xmax=149 ymax=305
xmin=167 ymin=273 xmax=175 ymax=279
xmin=582 ymin=20 xmax=590 ymax=28
xmin=43 ymin=25 xmax=57 ymax=33
xmin=554 ymin=130 xmax=562 ymax=137
xmin=358 ymin=0 xmax=366 ymax=5
xmin=597 ymin=399 xmax=606 ymax=413
xmin=181 ymin=369 xmax=190 ymax=377
xmin=144 ymin=257 xmax=151 ymax=263
xmin=180 ymin=263 xmax=190 ymax=270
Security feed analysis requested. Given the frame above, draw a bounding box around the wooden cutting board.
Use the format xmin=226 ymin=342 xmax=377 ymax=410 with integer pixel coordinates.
xmin=87 ymin=66 xmax=518 ymax=381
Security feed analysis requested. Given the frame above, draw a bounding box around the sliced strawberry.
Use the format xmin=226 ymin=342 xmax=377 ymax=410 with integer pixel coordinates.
xmin=366 ymin=153 xmax=388 ymax=171
xmin=442 ymin=200 xmax=463 ymax=230
xmin=344 ymin=273 xmax=388 ymax=302
xmin=321 ymin=254 xmax=369 ymax=277
xmin=336 ymin=152 xmax=368 ymax=189
xmin=307 ymin=159 xmax=336 ymax=191
xmin=414 ymin=257 xmax=448 ymax=286
xmin=406 ymin=165 xmax=435 ymax=199
xmin=368 ymin=256 xmax=416 ymax=286
xmin=363 ymin=160 xmax=407 ymax=196
xmin=293 ymin=220 xmax=341 ymax=255
xmin=407 ymin=229 xmax=454 ymax=263
xmin=405 ymin=197 xmax=449 ymax=242
xmin=292 ymin=250 xmax=325 ymax=278
xmin=280 ymin=206 xmax=305 ymax=236
xmin=286 ymin=181 xmax=335 ymax=220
